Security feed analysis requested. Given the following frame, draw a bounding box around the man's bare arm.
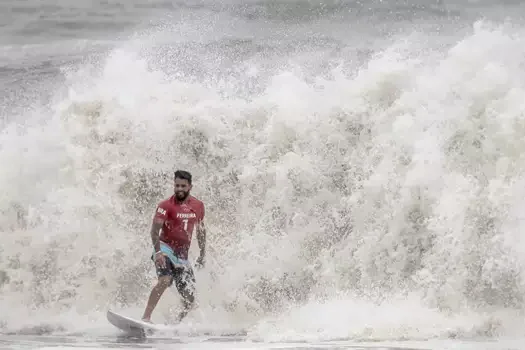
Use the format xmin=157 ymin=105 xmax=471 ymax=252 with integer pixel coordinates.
xmin=151 ymin=219 xmax=165 ymax=253
xmin=197 ymin=221 xmax=206 ymax=258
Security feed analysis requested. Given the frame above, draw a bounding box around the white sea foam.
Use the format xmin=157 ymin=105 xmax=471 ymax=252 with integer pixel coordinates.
xmin=2 ymin=20 xmax=525 ymax=342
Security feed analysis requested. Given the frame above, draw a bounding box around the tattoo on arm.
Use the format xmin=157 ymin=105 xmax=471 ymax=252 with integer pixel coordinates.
xmin=197 ymin=222 xmax=206 ymax=256
xmin=150 ymin=220 xmax=164 ymax=252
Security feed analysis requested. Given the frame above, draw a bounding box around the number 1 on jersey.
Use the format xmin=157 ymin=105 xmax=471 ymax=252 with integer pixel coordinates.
xmin=182 ymin=219 xmax=188 ymax=231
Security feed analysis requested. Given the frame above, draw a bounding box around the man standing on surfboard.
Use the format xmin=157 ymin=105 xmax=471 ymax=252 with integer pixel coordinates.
xmin=141 ymin=170 xmax=206 ymax=323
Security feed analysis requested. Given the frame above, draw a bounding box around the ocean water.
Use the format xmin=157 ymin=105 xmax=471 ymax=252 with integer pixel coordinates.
xmin=3 ymin=0 xmax=525 ymax=349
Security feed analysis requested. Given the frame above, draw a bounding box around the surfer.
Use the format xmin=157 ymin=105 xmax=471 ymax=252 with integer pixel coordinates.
xmin=141 ymin=170 xmax=206 ymax=323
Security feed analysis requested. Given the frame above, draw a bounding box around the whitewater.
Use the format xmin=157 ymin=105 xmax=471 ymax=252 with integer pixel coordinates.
xmin=3 ymin=0 xmax=525 ymax=349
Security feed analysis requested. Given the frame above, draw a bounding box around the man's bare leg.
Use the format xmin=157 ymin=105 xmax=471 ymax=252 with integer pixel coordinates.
xmin=142 ymin=276 xmax=172 ymax=322
xmin=177 ymin=292 xmax=195 ymax=322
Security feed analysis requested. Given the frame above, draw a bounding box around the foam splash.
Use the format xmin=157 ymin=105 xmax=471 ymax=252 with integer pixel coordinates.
xmin=2 ymin=20 xmax=525 ymax=342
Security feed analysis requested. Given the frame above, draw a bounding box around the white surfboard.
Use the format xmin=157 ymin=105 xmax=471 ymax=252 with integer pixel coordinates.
xmin=107 ymin=309 xmax=164 ymax=335
xmin=107 ymin=309 xmax=248 ymax=340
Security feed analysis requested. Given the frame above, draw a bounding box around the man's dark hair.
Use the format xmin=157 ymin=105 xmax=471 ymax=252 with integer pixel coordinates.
xmin=174 ymin=170 xmax=192 ymax=184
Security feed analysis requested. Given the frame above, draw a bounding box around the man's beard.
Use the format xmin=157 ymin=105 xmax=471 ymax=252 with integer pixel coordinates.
xmin=175 ymin=190 xmax=189 ymax=201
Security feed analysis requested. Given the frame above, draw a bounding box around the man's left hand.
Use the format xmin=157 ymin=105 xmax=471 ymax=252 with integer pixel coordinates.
xmin=195 ymin=255 xmax=205 ymax=269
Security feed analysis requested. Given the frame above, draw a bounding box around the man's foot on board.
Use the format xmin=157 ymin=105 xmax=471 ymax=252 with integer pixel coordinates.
xmin=141 ymin=318 xmax=153 ymax=324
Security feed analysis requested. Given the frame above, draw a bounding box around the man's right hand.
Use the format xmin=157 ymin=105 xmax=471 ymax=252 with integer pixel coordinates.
xmin=154 ymin=252 xmax=166 ymax=268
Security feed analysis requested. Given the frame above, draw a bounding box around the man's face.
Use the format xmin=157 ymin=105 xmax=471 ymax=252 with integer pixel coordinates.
xmin=174 ymin=178 xmax=191 ymax=201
